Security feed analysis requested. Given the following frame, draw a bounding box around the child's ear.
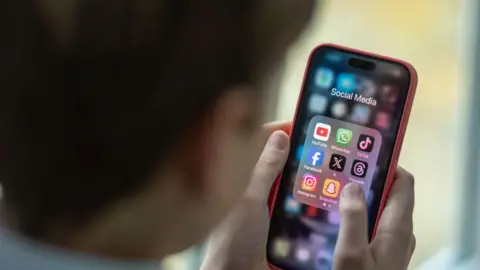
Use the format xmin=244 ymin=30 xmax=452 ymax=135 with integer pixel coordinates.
xmin=172 ymin=87 xmax=260 ymax=195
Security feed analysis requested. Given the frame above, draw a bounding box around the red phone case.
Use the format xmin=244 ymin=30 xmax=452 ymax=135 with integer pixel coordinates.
xmin=266 ymin=43 xmax=418 ymax=270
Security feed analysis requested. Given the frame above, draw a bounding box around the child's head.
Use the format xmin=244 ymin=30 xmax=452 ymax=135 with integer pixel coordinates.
xmin=0 ymin=0 xmax=313 ymax=257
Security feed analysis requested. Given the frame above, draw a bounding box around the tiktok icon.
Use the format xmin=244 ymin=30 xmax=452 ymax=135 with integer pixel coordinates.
xmin=357 ymin=134 xmax=375 ymax=153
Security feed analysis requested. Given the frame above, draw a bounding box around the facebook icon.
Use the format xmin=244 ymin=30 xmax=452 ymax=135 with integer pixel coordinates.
xmin=307 ymin=148 xmax=325 ymax=167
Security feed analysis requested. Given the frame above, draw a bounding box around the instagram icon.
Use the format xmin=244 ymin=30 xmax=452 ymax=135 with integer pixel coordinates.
xmin=301 ymin=174 xmax=318 ymax=191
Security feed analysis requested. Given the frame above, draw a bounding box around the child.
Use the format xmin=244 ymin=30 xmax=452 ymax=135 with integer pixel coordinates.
xmin=0 ymin=1 xmax=415 ymax=269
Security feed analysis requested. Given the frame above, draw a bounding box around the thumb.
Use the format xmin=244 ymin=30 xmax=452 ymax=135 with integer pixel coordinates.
xmin=245 ymin=131 xmax=289 ymax=204
xmin=334 ymin=183 xmax=369 ymax=267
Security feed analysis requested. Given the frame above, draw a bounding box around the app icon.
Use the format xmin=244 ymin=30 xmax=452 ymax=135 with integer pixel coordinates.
xmin=322 ymin=179 xmax=341 ymax=198
xmin=351 ymin=104 xmax=371 ymax=125
xmin=358 ymin=79 xmax=377 ymax=97
xmin=306 ymin=206 xmax=318 ymax=217
xmin=303 ymin=122 xmax=310 ymax=134
xmin=308 ymin=94 xmax=328 ymax=114
xmin=375 ymin=112 xmax=390 ymax=129
xmin=336 ymin=73 xmax=356 ymax=92
xmin=391 ymin=67 xmax=403 ymax=77
xmin=335 ymin=128 xmax=353 ymax=146
xmin=296 ymin=145 xmax=304 ymax=162
xmin=314 ymin=68 xmax=334 ymax=88
xmin=381 ymin=85 xmax=398 ymax=105
xmin=331 ymin=101 xmax=348 ymax=118
xmin=357 ymin=134 xmax=375 ymax=152
xmin=284 ymin=195 xmax=301 ymax=215
xmin=328 ymin=211 xmax=341 ymax=225
xmin=325 ymin=53 xmax=342 ymax=62
xmin=307 ymin=148 xmax=325 ymax=167
xmin=316 ymin=250 xmax=333 ymax=270
xmin=295 ymin=246 xmax=311 ymax=263
xmin=289 ymin=172 xmax=297 ymax=186
xmin=273 ymin=238 xmax=290 ymax=258
xmin=313 ymin=123 xmax=331 ymax=141
xmin=329 ymin=154 xmax=346 ymax=172
xmin=367 ymin=191 xmax=374 ymax=207
xmin=310 ymin=234 xmax=328 ymax=245
xmin=351 ymin=160 xmax=368 ymax=178
xmin=301 ymin=174 xmax=318 ymax=191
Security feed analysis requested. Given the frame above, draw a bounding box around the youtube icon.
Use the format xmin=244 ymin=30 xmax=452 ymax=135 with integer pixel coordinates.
xmin=313 ymin=123 xmax=331 ymax=141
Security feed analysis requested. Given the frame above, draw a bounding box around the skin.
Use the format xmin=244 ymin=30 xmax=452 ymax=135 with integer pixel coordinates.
xmin=3 ymin=1 xmax=415 ymax=269
xmin=25 ymin=0 xmax=318 ymax=260
xmin=23 ymin=115 xmax=415 ymax=270
xmin=201 ymin=122 xmax=416 ymax=270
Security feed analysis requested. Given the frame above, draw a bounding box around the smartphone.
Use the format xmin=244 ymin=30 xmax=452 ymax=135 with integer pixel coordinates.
xmin=266 ymin=43 xmax=417 ymax=270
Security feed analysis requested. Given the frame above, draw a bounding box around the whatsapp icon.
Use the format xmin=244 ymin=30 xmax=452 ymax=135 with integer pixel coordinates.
xmin=336 ymin=128 xmax=353 ymax=146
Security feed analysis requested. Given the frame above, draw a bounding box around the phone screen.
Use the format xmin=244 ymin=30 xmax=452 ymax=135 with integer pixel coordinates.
xmin=267 ymin=45 xmax=412 ymax=270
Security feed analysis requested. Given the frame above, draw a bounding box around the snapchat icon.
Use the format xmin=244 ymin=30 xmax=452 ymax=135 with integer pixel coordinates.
xmin=322 ymin=179 xmax=341 ymax=198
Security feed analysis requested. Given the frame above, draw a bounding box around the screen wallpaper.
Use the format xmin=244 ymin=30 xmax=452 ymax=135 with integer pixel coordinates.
xmin=267 ymin=46 xmax=412 ymax=270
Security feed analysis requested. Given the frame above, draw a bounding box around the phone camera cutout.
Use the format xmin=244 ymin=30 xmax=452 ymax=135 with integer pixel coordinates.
xmin=348 ymin=58 xmax=376 ymax=71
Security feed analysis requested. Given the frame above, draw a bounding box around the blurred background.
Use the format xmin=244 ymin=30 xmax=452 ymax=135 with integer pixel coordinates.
xmin=161 ymin=0 xmax=462 ymax=269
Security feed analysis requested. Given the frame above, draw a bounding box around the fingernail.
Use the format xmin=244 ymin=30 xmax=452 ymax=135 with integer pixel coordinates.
xmin=268 ymin=131 xmax=288 ymax=150
xmin=341 ymin=183 xmax=363 ymax=199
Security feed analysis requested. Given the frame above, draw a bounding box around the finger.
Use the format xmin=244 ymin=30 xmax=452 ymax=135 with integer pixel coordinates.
xmin=246 ymin=130 xmax=289 ymax=204
xmin=401 ymin=234 xmax=416 ymax=270
xmin=370 ymin=166 xmax=415 ymax=269
xmin=252 ymin=260 xmax=271 ymax=270
xmin=262 ymin=121 xmax=292 ymax=140
xmin=261 ymin=121 xmax=291 ymax=209
xmin=376 ymin=166 xmax=415 ymax=238
xmin=334 ymin=183 xmax=369 ymax=268
xmin=409 ymin=234 xmax=416 ymax=260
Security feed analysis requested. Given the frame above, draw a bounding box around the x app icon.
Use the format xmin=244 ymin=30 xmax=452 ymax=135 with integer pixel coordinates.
xmin=329 ymin=154 xmax=346 ymax=172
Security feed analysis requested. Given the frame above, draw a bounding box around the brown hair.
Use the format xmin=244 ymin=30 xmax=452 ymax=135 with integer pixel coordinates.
xmin=0 ymin=0 xmax=312 ymax=238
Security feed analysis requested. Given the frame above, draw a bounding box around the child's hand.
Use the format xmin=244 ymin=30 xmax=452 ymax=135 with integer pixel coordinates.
xmin=201 ymin=120 xmax=416 ymax=270
xmin=201 ymin=121 xmax=291 ymax=270
xmin=333 ymin=167 xmax=416 ymax=270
